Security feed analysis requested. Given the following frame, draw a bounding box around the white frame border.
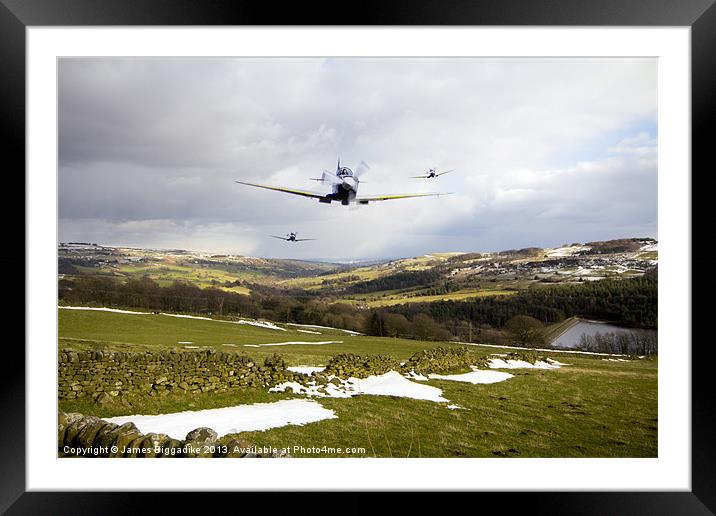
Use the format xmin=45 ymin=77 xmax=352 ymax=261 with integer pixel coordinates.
xmin=27 ymin=26 xmax=690 ymax=491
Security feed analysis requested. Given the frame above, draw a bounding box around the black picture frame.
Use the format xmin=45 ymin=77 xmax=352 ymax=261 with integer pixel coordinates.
xmin=6 ymin=0 xmax=711 ymax=513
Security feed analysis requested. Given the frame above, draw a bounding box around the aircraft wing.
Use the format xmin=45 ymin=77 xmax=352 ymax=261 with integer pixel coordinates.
xmin=437 ymin=169 xmax=456 ymax=176
xmin=410 ymin=175 xmax=430 ymax=179
xmin=235 ymin=181 xmax=328 ymax=200
xmin=294 ymin=238 xmax=316 ymax=242
xmin=269 ymin=235 xmax=289 ymax=240
xmin=355 ymin=192 xmax=453 ymax=204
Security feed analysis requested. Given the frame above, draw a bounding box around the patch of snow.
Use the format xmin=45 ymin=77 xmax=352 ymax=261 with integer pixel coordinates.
xmin=60 ymin=306 xmax=287 ymax=331
xmin=285 ymin=323 xmax=339 ymax=330
xmin=488 ymin=359 xmax=562 ymax=369
xmin=160 ymin=313 xmax=213 ymax=321
xmin=285 ymin=323 xmax=362 ymax=335
xmin=222 ymin=343 xmax=237 ymax=347
xmin=640 ymin=243 xmax=658 ymax=252
xmin=270 ymin=380 xmax=354 ymax=398
xmin=236 ymin=320 xmax=286 ymax=331
xmin=428 ymin=369 xmax=513 ymax=384
xmin=183 ymin=346 xmax=199 ymax=349
xmin=296 ymin=329 xmax=322 ymax=335
xmin=545 ymin=245 xmax=591 ymax=258
xmin=177 ymin=341 xmax=193 ymax=344
xmin=545 ymin=358 xmax=570 ymax=366
xmin=271 ymin=371 xmax=449 ymax=403
xmin=59 ymin=306 xmax=149 ymax=315
xmin=351 ymin=371 xmax=449 ymax=402
xmin=244 ymin=341 xmax=343 ymax=348
xmin=458 ymin=341 xmax=633 ymax=357
xmin=286 ymin=366 xmax=326 ymax=375
xmin=105 ymin=399 xmax=337 ymax=440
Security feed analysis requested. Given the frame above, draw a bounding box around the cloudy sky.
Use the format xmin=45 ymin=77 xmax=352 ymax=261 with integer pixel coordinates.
xmin=58 ymin=58 xmax=657 ymax=260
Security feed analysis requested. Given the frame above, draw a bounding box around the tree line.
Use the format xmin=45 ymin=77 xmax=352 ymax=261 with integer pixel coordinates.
xmin=59 ymin=273 xmax=656 ymax=349
xmin=388 ymin=276 xmax=657 ymax=330
xmin=577 ymin=331 xmax=658 ymax=355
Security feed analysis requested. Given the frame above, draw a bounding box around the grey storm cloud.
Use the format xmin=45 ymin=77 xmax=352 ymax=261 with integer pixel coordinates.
xmin=58 ymin=57 xmax=657 ymax=259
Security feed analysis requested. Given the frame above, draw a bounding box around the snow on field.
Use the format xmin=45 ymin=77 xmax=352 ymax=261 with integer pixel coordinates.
xmin=105 ymin=399 xmax=336 ymax=440
xmin=271 ymin=371 xmax=449 ymax=403
xmin=428 ymin=369 xmax=513 ymax=384
xmin=286 ymin=323 xmax=338 ymax=330
xmin=183 ymin=346 xmax=199 ymax=349
xmin=287 ymin=366 xmax=326 ymax=375
xmin=60 ymin=306 xmax=286 ymax=331
xmin=177 ymin=341 xmax=193 ymax=344
xmin=640 ymin=243 xmax=658 ymax=252
xmin=160 ymin=313 xmax=213 ymax=321
xmin=296 ymin=329 xmax=322 ymax=335
xmin=488 ymin=359 xmax=563 ymax=369
xmin=545 ymin=245 xmax=591 ymax=257
xmin=352 ymin=372 xmax=448 ymax=401
xmin=271 ymin=381 xmax=355 ymax=399
xmin=59 ymin=306 xmax=149 ymax=315
xmin=459 ymin=341 xmax=633 ymax=357
xmin=285 ymin=323 xmax=362 ymax=335
xmin=244 ymin=341 xmax=343 ymax=348
xmin=545 ymin=358 xmax=570 ymax=366
xmin=236 ymin=320 xmax=286 ymax=331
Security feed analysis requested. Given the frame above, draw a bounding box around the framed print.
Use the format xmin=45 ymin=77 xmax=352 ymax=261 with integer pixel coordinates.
xmin=5 ymin=0 xmax=712 ymax=512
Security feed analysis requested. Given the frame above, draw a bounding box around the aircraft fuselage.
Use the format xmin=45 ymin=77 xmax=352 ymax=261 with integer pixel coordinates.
xmin=327 ymin=167 xmax=359 ymax=205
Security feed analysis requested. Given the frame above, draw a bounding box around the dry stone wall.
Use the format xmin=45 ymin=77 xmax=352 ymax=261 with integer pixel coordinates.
xmin=58 ymin=412 xmax=289 ymax=458
xmin=59 ymin=346 xmax=499 ymax=404
xmin=58 ymin=349 xmax=305 ymax=402
xmin=323 ymin=353 xmax=399 ymax=378
xmin=402 ymin=346 xmax=489 ymax=374
xmin=322 ymin=347 xmax=490 ymax=378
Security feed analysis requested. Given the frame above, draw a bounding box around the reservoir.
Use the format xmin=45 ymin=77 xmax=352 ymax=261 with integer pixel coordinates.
xmin=551 ymin=319 xmax=656 ymax=349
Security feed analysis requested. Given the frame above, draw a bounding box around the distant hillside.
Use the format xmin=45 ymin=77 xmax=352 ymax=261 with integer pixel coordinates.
xmin=58 ymin=243 xmax=350 ymax=295
xmin=59 ymin=238 xmax=658 ymax=304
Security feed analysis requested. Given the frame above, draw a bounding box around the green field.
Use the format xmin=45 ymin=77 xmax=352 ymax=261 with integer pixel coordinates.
xmin=75 ymin=262 xmax=254 ymax=295
xmin=58 ymin=308 xmax=457 ymax=364
xmin=58 ymin=308 xmax=658 ymax=458
xmin=360 ymin=288 xmax=517 ymax=307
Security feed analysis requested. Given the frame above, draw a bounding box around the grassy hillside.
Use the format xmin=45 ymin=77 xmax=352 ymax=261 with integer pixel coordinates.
xmin=58 ymin=308 xmax=457 ymax=364
xmin=360 ymin=288 xmax=517 ymax=307
xmin=58 ymin=308 xmax=657 ymax=458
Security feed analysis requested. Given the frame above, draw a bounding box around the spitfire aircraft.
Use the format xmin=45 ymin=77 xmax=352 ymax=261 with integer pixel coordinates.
xmin=411 ymin=168 xmax=456 ymax=179
xmin=236 ymin=159 xmax=451 ymax=206
xmin=269 ymin=232 xmax=315 ymax=242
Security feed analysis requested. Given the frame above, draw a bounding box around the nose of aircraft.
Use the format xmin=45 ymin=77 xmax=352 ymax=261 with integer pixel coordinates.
xmin=342 ymin=176 xmax=357 ymax=191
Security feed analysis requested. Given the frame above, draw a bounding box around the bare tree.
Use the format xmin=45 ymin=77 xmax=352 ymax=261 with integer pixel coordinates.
xmin=504 ymin=315 xmax=546 ymax=347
